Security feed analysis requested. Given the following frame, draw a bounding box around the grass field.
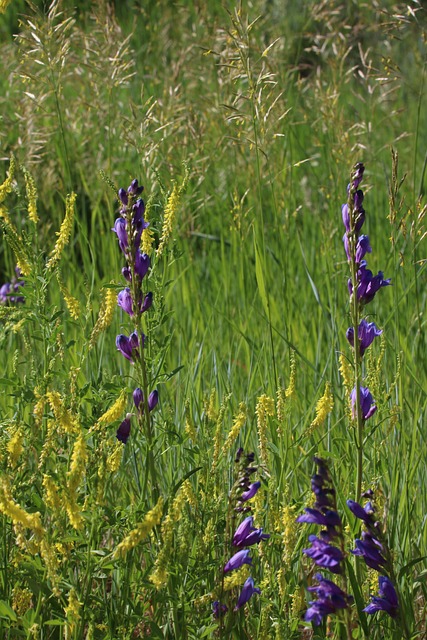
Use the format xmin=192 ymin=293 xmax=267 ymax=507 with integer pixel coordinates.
xmin=0 ymin=1 xmax=426 ymax=638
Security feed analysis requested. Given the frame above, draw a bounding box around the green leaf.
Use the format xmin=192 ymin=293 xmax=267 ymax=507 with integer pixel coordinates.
xmin=254 ymin=235 xmax=269 ymax=318
xmin=0 ymin=600 xmax=17 ymax=622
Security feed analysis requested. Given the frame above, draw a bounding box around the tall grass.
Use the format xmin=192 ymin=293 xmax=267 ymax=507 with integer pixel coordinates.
xmin=0 ymin=0 xmax=426 ymax=638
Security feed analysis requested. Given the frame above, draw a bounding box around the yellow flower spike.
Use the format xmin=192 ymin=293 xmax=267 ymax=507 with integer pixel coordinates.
xmin=307 ymin=381 xmax=334 ymax=436
xmin=156 ymin=168 xmax=189 ymax=258
xmin=89 ymin=285 xmax=117 ymax=348
xmin=64 ymin=588 xmax=81 ymax=628
xmin=7 ymin=426 xmax=24 ymax=467
xmin=0 ymin=156 xmax=16 ymax=204
xmin=11 ymin=586 xmax=33 ymax=617
xmin=56 ymin=271 xmax=80 ymax=320
xmin=106 ymin=441 xmax=124 ymax=472
xmin=256 ymin=394 xmax=275 ymax=467
xmin=46 ymin=192 xmax=77 ymax=271
xmin=114 ymin=497 xmax=164 ymax=559
xmin=42 ymin=475 xmax=62 ymax=515
xmin=22 ymin=167 xmax=39 ymax=224
xmin=222 ymin=565 xmax=250 ymax=591
xmin=0 ymin=0 xmax=13 ymax=15
xmin=285 ymin=350 xmax=297 ymax=399
xmin=184 ymin=399 xmax=197 ymax=441
xmin=211 ymin=392 xmax=232 ymax=471
xmin=65 ymin=433 xmax=88 ymax=530
xmin=222 ymin=402 xmax=247 ymax=455
xmin=0 ymin=478 xmax=45 ymax=540
xmin=339 ymin=353 xmax=353 ymax=409
xmin=46 ymin=391 xmax=79 ymax=435
xmin=95 ymin=390 xmax=127 ymax=430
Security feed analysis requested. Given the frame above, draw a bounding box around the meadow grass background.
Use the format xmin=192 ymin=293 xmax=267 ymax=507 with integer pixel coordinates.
xmin=0 ymin=0 xmax=426 ymax=638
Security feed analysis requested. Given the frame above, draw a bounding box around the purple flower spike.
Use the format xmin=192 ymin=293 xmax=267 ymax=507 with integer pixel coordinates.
xmin=135 ymin=251 xmax=150 ymax=280
xmin=118 ymin=188 xmax=128 ymax=206
xmin=132 ymin=198 xmax=146 ymax=225
xmin=223 ymin=549 xmax=253 ymax=573
xmin=148 ymin=390 xmax=159 ymax=411
xmin=304 ymin=573 xmax=352 ymax=625
xmin=351 ymin=533 xmax=386 ymax=571
xmin=364 ymin=576 xmax=398 ymax=618
xmin=346 ymin=319 xmax=382 ymax=356
xmin=118 ymin=288 xmax=134 ymax=316
xmin=351 ymin=386 xmax=377 ymax=420
xmin=116 ymin=413 xmax=132 ymax=444
xmin=233 ymin=516 xmax=270 ymax=547
xmin=234 ymin=577 xmax=261 ymax=611
xmin=240 ymin=481 xmax=261 ymax=502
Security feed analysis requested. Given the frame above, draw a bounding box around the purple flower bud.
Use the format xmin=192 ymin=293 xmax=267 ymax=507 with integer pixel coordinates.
xmin=297 ymin=507 xmax=341 ymax=528
xmin=234 ymin=577 xmax=261 ymax=611
xmin=117 ymin=288 xmax=134 ymax=316
xmin=212 ymin=601 xmax=228 ymax=618
xmin=116 ymin=413 xmax=132 ymax=444
xmin=302 ymin=535 xmax=344 ymax=573
xmin=140 ymin=292 xmax=153 ymax=313
xmin=133 ymin=387 xmax=143 ymax=409
xmin=132 ymin=198 xmax=145 ymax=225
xmin=351 ymin=386 xmax=377 ymax=420
xmin=224 ymin=549 xmax=253 ymax=573
xmin=135 ymin=251 xmax=150 ymax=280
xmin=127 ymin=179 xmax=144 ymax=196
xmin=148 ymin=389 xmax=159 ymax=411
xmin=118 ymin=188 xmax=128 ymax=206
xmin=122 ymin=266 xmax=132 ymax=282
xmin=116 ymin=332 xmax=142 ymax=363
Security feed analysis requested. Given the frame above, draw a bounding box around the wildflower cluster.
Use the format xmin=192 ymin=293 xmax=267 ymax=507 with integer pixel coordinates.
xmin=213 ymin=449 xmax=268 ymax=618
xmin=347 ymin=496 xmax=399 ymax=619
xmin=112 ymin=179 xmax=157 ymax=447
xmin=297 ymin=458 xmax=353 ymax=626
xmin=0 ymin=267 xmax=24 ymax=304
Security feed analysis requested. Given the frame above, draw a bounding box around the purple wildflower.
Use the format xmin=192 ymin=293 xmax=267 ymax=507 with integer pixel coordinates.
xmin=141 ymin=292 xmax=153 ymax=313
xmin=112 ymin=217 xmax=128 ymax=254
xmin=303 ymin=535 xmax=344 ymax=574
xmin=116 ymin=413 xmax=132 ymax=444
xmin=135 ymin=250 xmax=150 ymax=280
xmin=223 ymin=549 xmax=253 ymax=573
xmin=351 ymin=386 xmax=377 ymax=420
xmin=364 ymin=576 xmax=399 ymax=618
xmin=305 ymin=573 xmax=352 ymax=625
xmin=346 ymin=319 xmax=382 ymax=356
xmin=232 ymin=516 xmax=270 ymax=547
xmin=116 ymin=331 xmax=143 ymax=363
xmin=234 ymin=577 xmax=261 ymax=611
xmin=127 ymin=179 xmax=143 ymax=196
xmin=239 ymin=481 xmax=261 ymax=502
xmin=118 ymin=288 xmax=134 ymax=316
xmin=351 ymin=532 xmax=387 ymax=571
xmin=297 ymin=507 xmax=341 ymax=528
xmin=346 ymin=499 xmax=375 ymax=524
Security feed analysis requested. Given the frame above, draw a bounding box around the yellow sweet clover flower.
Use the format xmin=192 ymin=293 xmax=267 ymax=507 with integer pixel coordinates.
xmin=156 ymin=168 xmax=189 ymax=258
xmin=0 ymin=155 xmax=15 ymax=204
xmin=181 ymin=479 xmax=197 ymax=510
xmin=114 ymin=497 xmax=164 ymax=559
xmin=22 ymin=167 xmax=39 ymax=224
xmin=280 ymin=502 xmax=297 ymax=572
xmin=106 ymin=441 xmax=124 ymax=472
xmin=222 ymin=565 xmax=250 ymax=591
xmin=285 ymin=350 xmax=297 ymax=399
xmin=206 ymin=388 xmax=217 ymax=422
xmin=307 ymin=381 xmax=334 ymax=435
xmin=150 ymin=487 xmax=189 ymax=589
xmin=256 ymin=394 xmax=275 ymax=467
xmin=12 ymin=586 xmax=33 ymax=616
xmin=33 ymin=389 xmax=45 ymax=426
xmin=0 ymin=478 xmax=44 ymax=540
xmin=39 ymin=539 xmax=61 ymax=596
xmin=7 ymin=426 xmax=24 ymax=467
xmin=339 ymin=353 xmax=353 ymax=402
xmin=65 ymin=433 xmax=88 ymax=530
xmin=89 ymin=285 xmax=117 ymax=348
xmin=64 ymin=588 xmax=81 ymax=629
xmin=184 ymin=399 xmax=197 ymax=441
xmin=46 ymin=192 xmax=77 ymax=270
xmin=56 ymin=271 xmax=80 ymax=320
xmin=211 ymin=392 xmax=232 ymax=471
xmin=46 ymin=391 xmax=79 ymax=435
xmin=95 ymin=390 xmax=127 ymax=430
xmin=222 ymin=402 xmax=247 ymax=455
xmin=141 ymin=199 xmax=155 ymax=255
xmin=42 ymin=475 xmax=62 ymax=516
